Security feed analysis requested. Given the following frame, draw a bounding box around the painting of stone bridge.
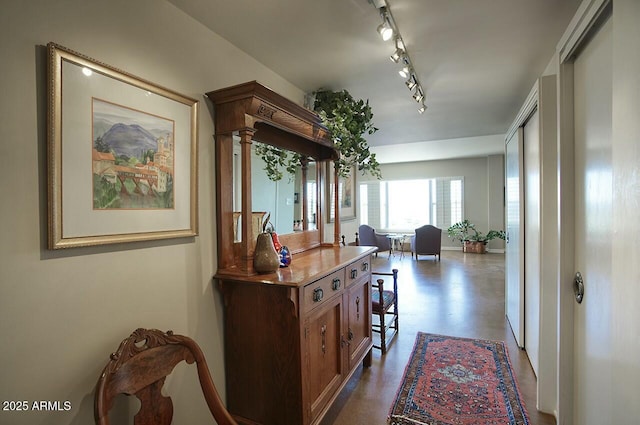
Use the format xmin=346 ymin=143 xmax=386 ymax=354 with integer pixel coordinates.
xmin=92 ymin=98 xmax=175 ymax=209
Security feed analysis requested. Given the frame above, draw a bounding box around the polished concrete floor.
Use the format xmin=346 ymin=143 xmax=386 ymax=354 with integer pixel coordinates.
xmin=320 ymin=250 xmax=555 ymax=425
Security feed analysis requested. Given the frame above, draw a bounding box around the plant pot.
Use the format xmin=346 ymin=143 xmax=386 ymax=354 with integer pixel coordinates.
xmin=463 ymin=241 xmax=486 ymax=254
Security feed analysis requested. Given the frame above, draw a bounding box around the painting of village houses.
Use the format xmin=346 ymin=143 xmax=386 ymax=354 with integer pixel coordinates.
xmin=92 ymin=98 xmax=175 ymax=209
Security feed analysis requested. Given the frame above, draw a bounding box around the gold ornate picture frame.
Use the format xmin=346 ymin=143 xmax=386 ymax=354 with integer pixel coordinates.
xmin=47 ymin=43 xmax=198 ymax=249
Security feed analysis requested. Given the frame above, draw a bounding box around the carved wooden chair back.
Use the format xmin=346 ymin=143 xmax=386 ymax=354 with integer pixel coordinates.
xmin=95 ymin=328 xmax=237 ymax=425
xmin=371 ymin=269 xmax=399 ymax=354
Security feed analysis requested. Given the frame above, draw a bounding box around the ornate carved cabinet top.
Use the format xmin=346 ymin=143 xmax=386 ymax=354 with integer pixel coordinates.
xmin=206 ymin=81 xmax=338 ymax=160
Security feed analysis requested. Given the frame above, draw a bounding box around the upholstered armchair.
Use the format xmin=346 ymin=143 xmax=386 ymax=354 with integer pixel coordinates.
xmin=410 ymin=224 xmax=442 ymax=260
xmin=358 ymin=224 xmax=391 ymax=257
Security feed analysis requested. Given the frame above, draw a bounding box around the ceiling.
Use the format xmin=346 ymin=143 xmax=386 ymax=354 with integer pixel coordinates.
xmin=168 ymin=0 xmax=581 ymax=160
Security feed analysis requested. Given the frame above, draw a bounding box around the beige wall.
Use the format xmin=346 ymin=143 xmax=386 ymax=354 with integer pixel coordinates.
xmin=0 ymin=1 xmax=304 ymax=424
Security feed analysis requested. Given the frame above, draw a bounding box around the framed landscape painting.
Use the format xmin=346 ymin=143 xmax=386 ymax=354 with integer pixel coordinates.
xmin=47 ymin=43 xmax=198 ymax=249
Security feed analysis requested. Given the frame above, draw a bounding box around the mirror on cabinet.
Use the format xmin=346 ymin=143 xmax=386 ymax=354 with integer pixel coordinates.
xmin=232 ymin=140 xmax=319 ymax=242
xmin=206 ymin=81 xmax=339 ymax=274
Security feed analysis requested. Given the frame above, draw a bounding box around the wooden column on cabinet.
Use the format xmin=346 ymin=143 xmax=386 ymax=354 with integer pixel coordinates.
xmin=238 ymin=127 xmax=255 ymax=272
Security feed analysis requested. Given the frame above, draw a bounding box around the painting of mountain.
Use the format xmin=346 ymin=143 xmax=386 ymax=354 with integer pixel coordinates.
xmin=101 ymin=123 xmax=157 ymax=158
xmin=92 ymin=98 xmax=175 ymax=210
xmin=93 ymin=98 xmax=174 ymax=157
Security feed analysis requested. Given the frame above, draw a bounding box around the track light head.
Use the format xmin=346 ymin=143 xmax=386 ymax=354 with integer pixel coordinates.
xmin=390 ymin=48 xmax=403 ymax=63
xmin=377 ymin=21 xmax=393 ymax=41
xmin=377 ymin=7 xmax=394 ymax=41
xmin=399 ymin=66 xmax=410 ymax=78
xmin=405 ymin=75 xmax=417 ymax=90
xmin=413 ymin=89 xmax=424 ymax=103
xmin=418 ymin=104 xmax=427 ymax=114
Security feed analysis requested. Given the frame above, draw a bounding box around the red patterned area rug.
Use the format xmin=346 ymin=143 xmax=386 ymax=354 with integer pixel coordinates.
xmin=388 ymin=333 xmax=530 ymax=425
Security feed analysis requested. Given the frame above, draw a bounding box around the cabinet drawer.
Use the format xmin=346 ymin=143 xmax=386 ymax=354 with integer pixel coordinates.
xmin=303 ymin=269 xmax=345 ymax=313
xmin=345 ymin=255 xmax=371 ymax=286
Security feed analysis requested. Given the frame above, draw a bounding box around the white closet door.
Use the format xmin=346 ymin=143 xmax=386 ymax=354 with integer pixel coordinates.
xmin=572 ymin=16 xmax=613 ymax=425
xmin=505 ymin=128 xmax=524 ymax=347
xmin=523 ymin=109 xmax=540 ymax=376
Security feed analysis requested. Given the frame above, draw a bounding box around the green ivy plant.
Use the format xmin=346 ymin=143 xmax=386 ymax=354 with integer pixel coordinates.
xmin=254 ymin=89 xmax=382 ymax=181
xmin=314 ymin=89 xmax=381 ymax=179
xmin=254 ymin=142 xmax=300 ymax=182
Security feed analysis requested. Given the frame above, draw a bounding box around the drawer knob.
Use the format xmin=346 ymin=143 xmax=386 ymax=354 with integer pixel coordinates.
xmin=361 ymin=262 xmax=369 ymax=271
xmin=350 ymin=269 xmax=358 ymax=279
xmin=332 ymin=278 xmax=341 ymax=291
xmin=313 ymin=287 xmax=324 ymax=302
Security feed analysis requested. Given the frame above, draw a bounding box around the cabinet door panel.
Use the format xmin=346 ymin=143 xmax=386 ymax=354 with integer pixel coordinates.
xmin=347 ymin=278 xmax=372 ymax=369
xmin=306 ymin=296 xmax=344 ymax=421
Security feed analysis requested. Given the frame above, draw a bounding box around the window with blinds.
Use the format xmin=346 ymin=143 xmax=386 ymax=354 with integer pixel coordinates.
xmin=359 ymin=177 xmax=464 ymax=231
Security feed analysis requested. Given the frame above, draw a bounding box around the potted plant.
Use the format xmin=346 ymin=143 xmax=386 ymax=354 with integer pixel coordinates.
xmin=447 ymin=220 xmax=505 ymax=254
xmin=255 ymin=89 xmax=382 ymax=181
xmin=313 ymin=89 xmax=382 ymax=179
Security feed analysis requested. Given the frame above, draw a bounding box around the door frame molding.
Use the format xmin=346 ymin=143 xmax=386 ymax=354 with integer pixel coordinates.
xmin=555 ymin=1 xmax=611 ymax=423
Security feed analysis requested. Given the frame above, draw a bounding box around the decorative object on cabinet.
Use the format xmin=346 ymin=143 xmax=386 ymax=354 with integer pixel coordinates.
xmin=410 ymin=224 xmax=442 ymax=260
xmin=253 ymin=232 xmax=280 ymax=274
xmin=94 ymin=328 xmax=237 ymax=425
xmin=327 ymin=164 xmax=357 ymax=222
xmin=371 ymin=269 xmax=399 ymax=354
xmin=253 ymin=213 xmax=280 ymax=274
xmin=358 ymin=224 xmax=391 ymax=257
xmin=279 ymin=245 xmax=292 ymax=267
xmin=46 ymin=43 xmax=198 ymax=249
xmin=447 ymin=220 xmax=505 ymax=254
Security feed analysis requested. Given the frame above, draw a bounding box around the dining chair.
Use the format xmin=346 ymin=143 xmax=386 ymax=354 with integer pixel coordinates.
xmin=371 ymin=269 xmax=399 ymax=354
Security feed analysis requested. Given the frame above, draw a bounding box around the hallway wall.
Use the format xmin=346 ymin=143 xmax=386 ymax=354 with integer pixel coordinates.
xmin=0 ymin=1 xmax=304 ymax=424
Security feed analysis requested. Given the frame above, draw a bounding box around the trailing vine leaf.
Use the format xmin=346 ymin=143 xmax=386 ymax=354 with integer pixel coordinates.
xmin=314 ymin=89 xmax=382 ymax=179
xmin=253 ymin=142 xmax=299 ymax=182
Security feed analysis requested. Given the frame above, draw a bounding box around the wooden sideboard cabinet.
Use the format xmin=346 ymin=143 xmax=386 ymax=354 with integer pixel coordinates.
xmin=207 ymin=82 xmax=371 ymax=424
xmin=217 ymin=246 xmax=375 ymax=425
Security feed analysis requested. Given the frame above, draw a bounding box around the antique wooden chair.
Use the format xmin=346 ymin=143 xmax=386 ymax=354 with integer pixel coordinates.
xmin=341 ymin=232 xmax=360 ymax=246
xmin=371 ymin=269 xmax=399 ymax=354
xmin=95 ymin=328 xmax=237 ymax=425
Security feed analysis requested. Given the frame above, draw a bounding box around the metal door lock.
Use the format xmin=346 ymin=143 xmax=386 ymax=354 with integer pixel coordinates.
xmin=574 ymin=271 xmax=584 ymax=304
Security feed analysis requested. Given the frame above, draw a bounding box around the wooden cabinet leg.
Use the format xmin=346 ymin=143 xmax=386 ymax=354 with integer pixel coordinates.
xmin=363 ymin=348 xmax=372 ymax=368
